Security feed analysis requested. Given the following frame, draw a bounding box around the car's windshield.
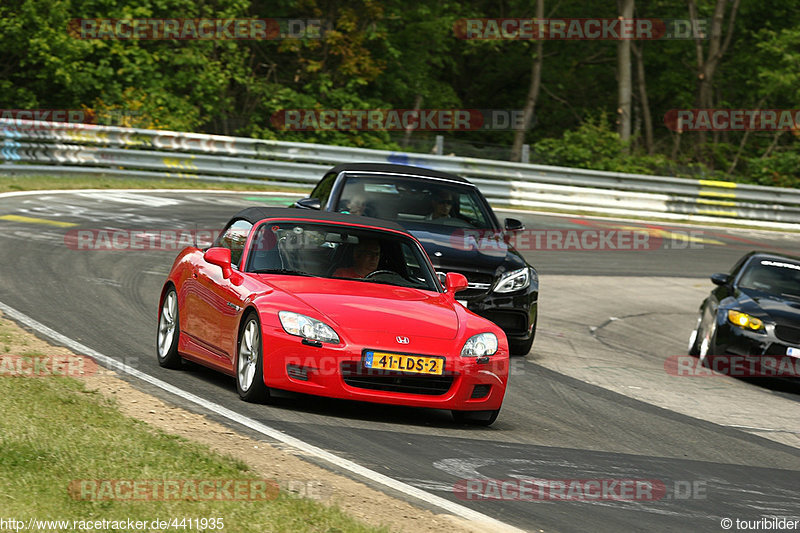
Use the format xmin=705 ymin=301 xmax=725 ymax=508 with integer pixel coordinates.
xmin=244 ymin=221 xmax=440 ymax=291
xmin=737 ymin=258 xmax=800 ymax=298
xmin=335 ymin=175 xmax=494 ymax=230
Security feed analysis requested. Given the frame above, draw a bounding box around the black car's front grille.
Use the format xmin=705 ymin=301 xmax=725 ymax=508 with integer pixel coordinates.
xmin=451 ymin=271 xmax=494 ymax=298
xmin=774 ymin=325 xmax=800 ymax=345
xmin=477 ymin=310 xmax=527 ymax=335
xmin=340 ymin=362 xmax=454 ymax=396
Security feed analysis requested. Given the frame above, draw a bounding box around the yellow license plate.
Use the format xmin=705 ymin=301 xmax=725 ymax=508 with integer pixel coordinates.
xmin=364 ymin=351 xmax=444 ymax=375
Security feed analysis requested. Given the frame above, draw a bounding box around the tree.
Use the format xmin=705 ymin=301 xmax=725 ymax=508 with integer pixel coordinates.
xmin=617 ymin=0 xmax=634 ymax=144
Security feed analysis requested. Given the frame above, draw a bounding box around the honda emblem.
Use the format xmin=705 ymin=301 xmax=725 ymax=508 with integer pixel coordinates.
xmin=396 ymin=336 xmax=410 ymax=344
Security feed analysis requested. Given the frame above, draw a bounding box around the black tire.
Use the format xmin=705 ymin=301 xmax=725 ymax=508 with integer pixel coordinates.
xmin=509 ymin=318 xmax=536 ymax=356
xmin=156 ymin=287 xmax=182 ymax=369
xmin=236 ymin=313 xmax=270 ymax=403
xmin=688 ymin=315 xmax=703 ymax=356
xmin=452 ymin=409 xmax=500 ymax=426
xmin=509 ymin=336 xmax=534 ymax=356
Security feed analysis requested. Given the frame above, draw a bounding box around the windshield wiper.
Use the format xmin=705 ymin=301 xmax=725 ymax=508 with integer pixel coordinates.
xmin=251 ymin=268 xmax=316 ymax=277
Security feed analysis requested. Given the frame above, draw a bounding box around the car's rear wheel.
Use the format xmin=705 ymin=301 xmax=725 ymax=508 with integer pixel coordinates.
xmin=156 ymin=287 xmax=182 ymax=369
xmin=452 ymin=409 xmax=500 ymax=426
xmin=236 ymin=314 xmax=270 ymax=403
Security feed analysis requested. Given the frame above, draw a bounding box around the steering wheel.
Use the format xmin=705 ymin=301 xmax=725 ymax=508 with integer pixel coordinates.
xmin=364 ymin=269 xmax=397 ymax=279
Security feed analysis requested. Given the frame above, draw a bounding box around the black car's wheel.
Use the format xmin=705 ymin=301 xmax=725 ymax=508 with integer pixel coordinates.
xmin=688 ymin=314 xmax=703 ymax=356
xmin=509 ymin=318 xmax=536 ymax=356
xmin=698 ymin=318 xmax=717 ymax=366
xmin=156 ymin=287 xmax=182 ymax=369
xmin=236 ymin=313 xmax=270 ymax=403
xmin=510 ymin=335 xmax=534 ymax=356
xmin=452 ymin=409 xmax=500 ymax=426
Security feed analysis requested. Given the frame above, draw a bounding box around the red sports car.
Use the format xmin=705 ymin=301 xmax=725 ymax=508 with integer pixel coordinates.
xmin=156 ymin=207 xmax=509 ymax=425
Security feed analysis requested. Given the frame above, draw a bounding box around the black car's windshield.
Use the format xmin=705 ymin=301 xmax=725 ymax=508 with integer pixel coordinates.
xmin=737 ymin=258 xmax=800 ymax=298
xmin=244 ymin=221 xmax=440 ymax=291
xmin=335 ymin=175 xmax=495 ymax=230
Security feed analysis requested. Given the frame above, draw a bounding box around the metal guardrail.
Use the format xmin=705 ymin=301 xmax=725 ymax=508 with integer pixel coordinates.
xmin=2 ymin=119 xmax=799 ymax=226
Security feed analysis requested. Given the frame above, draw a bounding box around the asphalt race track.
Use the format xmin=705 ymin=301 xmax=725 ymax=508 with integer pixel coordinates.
xmin=1 ymin=189 xmax=799 ymax=532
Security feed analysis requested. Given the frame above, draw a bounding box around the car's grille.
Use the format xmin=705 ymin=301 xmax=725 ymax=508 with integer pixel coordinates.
xmin=775 ymin=325 xmax=800 ymax=345
xmin=340 ymin=362 xmax=454 ymax=396
xmin=477 ymin=310 xmax=528 ymax=335
xmin=471 ymin=384 xmax=491 ymax=399
xmin=452 ymin=271 xmax=494 ymax=298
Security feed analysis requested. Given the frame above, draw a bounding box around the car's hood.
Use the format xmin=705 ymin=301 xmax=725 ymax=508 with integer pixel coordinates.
xmin=404 ymin=226 xmax=525 ymax=273
xmin=264 ymin=276 xmax=460 ymax=340
xmin=737 ymin=289 xmax=800 ymax=325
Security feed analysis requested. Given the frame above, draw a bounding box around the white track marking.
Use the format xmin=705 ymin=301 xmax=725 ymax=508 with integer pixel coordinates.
xmin=0 ymin=300 xmax=524 ymax=533
xmin=76 ymin=192 xmax=181 ymax=207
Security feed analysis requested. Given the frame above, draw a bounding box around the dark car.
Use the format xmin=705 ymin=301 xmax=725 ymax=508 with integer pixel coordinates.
xmin=688 ymin=251 xmax=800 ymax=374
xmin=294 ymin=163 xmax=538 ymax=355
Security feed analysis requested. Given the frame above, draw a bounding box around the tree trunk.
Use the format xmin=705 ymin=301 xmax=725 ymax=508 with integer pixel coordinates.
xmin=402 ymin=94 xmax=423 ymax=148
xmin=511 ymin=0 xmax=544 ymax=162
xmin=688 ymin=0 xmax=742 ymax=153
xmin=632 ymin=42 xmax=653 ymax=154
xmin=617 ymin=0 xmax=634 ymax=146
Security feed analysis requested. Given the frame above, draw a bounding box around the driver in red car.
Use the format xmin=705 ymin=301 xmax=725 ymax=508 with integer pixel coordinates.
xmin=333 ymin=239 xmax=381 ymax=278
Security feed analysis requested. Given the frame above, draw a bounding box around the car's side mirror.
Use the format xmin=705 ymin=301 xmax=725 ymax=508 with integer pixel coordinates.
xmin=504 ymin=218 xmax=524 ymax=231
xmin=445 ymin=272 xmax=469 ymax=294
xmin=295 ymin=197 xmax=321 ymax=210
xmin=710 ymin=273 xmax=730 ymax=286
xmin=205 ymin=247 xmax=234 ymax=279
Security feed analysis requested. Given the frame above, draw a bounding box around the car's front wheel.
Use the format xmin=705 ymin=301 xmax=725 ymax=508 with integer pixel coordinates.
xmin=452 ymin=409 xmax=500 ymax=426
xmin=688 ymin=314 xmax=703 ymax=356
xmin=509 ymin=318 xmax=536 ymax=356
xmin=236 ymin=313 xmax=270 ymax=403
xmin=156 ymin=287 xmax=182 ymax=369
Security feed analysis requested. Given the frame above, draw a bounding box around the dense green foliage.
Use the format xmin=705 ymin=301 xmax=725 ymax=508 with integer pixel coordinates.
xmin=1 ymin=0 xmax=798 ymax=185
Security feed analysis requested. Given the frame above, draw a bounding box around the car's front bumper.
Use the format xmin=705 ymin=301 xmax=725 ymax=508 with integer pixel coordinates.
xmin=261 ymin=328 xmax=509 ymax=411
xmin=711 ymin=319 xmax=800 ymax=378
xmin=459 ymin=288 xmax=537 ymax=343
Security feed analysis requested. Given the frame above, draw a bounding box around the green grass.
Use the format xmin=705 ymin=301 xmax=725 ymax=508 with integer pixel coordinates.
xmin=0 ymin=373 xmax=385 ymax=533
xmin=0 ymin=175 xmax=304 ymax=194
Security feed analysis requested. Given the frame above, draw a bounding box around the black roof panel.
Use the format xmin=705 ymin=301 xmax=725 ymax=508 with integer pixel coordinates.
xmin=230 ymin=206 xmax=408 ymax=233
xmin=326 ymin=162 xmax=470 ymax=184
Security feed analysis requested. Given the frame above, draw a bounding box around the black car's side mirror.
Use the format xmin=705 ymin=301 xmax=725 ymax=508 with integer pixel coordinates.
xmin=504 ymin=218 xmax=524 ymax=231
xmin=295 ymin=197 xmax=321 ymax=210
xmin=710 ymin=273 xmax=730 ymax=286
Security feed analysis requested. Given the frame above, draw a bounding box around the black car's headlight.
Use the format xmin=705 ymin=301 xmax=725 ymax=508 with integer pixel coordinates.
xmin=727 ymin=310 xmax=765 ymax=333
xmin=493 ymin=267 xmax=531 ymax=294
xmin=278 ymin=311 xmax=340 ymax=343
xmin=461 ymin=333 xmax=498 ymax=357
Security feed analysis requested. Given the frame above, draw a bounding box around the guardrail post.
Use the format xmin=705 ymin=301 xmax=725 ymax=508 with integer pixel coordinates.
xmin=521 ymin=144 xmax=530 ymax=163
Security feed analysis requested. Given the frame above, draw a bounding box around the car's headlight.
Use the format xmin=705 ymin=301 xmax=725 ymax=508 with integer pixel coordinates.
xmin=727 ymin=310 xmax=765 ymax=332
xmin=278 ymin=311 xmax=340 ymax=343
xmin=493 ymin=267 xmax=531 ymax=293
xmin=461 ymin=333 xmax=498 ymax=357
